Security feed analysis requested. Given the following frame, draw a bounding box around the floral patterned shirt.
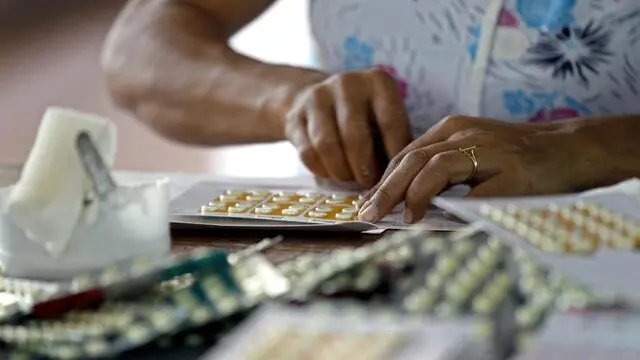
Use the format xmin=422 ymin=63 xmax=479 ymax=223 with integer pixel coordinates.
xmin=309 ymin=0 xmax=640 ymax=137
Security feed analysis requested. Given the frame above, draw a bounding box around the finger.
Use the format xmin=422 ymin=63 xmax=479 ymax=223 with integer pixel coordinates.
xmin=287 ymin=116 xmax=330 ymax=178
xmin=306 ymin=100 xmax=354 ymax=182
xmin=466 ymin=175 xmax=526 ymax=198
xmin=404 ymin=147 xmax=500 ymax=222
xmin=335 ymin=87 xmax=380 ymax=189
xmin=356 ymin=149 xmax=429 ymax=222
xmin=369 ymin=69 xmax=413 ymax=159
xmin=358 ymin=137 xmax=472 ymax=212
xmin=358 ymin=115 xmax=478 ymax=206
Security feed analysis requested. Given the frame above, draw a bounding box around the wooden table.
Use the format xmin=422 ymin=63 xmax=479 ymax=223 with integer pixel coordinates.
xmin=171 ymin=227 xmax=385 ymax=264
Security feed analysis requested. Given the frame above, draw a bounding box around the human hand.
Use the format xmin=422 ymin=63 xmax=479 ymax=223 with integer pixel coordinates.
xmin=285 ymin=68 xmax=413 ymax=189
xmin=357 ymin=115 xmax=591 ymax=223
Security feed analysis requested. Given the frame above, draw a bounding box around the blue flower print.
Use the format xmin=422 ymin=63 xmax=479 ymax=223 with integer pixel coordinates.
xmin=516 ymin=0 xmax=576 ymax=32
xmin=467 ymin=26 xmax=481 ymax=61
xmin=503 ymin=90 xmax=535 ymax=116
xmin=342 ymin=35 xmax=375 ymax=70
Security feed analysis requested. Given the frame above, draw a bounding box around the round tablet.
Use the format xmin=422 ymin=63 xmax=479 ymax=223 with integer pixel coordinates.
xmin=272 ymin=196 xmax=290 ymax=202
xmin=254 ymin=207 xmax=273 ymax=214
xmin=228 ymin=206 xmax=248 ymax=213
xmin=341 ymin=207 xmax=358 ymax=214
xmin=200 ymin=205 xmax=223 ymax=213
xmin=208 ymin=201 xmax=227 ymax=207
xmin=260 ymin=203 xmax=281 ymax=209
xmin=282 ymin=208 xmax=301 ymax=216
xmin=308 ymin=211 xmax=328 ymax=218
xmin=325 ymin=199 xmax=345 ymax=205
xmin=315 ymin=206 xmax=334 ymax=212
xmin=235 ymin=201 xmax=255 ymax=207
xmin=277 ymin=192 xmax=297 ymax=197
xmin=288 ymin=204 xmax=307 ymax=210
xmin=335 ymin=213 xmax=353 ymax=221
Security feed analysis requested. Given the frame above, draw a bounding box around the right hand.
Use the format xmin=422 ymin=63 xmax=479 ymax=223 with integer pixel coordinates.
xmin=284 ymin=68 xmax=413 ymax=189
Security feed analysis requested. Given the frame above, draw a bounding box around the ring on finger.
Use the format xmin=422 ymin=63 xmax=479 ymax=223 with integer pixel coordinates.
xmin=458 ymin=145 xmax=479 ymax=182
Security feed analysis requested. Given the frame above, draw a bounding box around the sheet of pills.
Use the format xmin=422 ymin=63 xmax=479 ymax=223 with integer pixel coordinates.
xmin=433 ymin=192 xmax=640 ymax=305
xmin=201 ymin=303 xmax=493 ymax=360
xmin=171 ymin=181 xmax=466 ymax=231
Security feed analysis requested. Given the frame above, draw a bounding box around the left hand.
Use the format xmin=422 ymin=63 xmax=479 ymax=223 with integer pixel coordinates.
xmin=357 ymin=115 xmax=592 ymax=223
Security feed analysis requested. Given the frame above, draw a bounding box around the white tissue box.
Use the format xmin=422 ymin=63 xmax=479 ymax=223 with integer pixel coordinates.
xmin=0 ymin=180 xmax=171 ymax=280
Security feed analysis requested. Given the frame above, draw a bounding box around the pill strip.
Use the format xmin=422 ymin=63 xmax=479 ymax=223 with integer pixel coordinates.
xmin=199 ymin=188 xmax=363 ymax=223
xmin=479 ymin=201 xmax=640 ymax=253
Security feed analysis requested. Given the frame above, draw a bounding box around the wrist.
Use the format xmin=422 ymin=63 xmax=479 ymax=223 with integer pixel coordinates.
xmin=264 ymin=66 xmax=327 ymax=138
xmin=555 ymin=116 xmax=639 ymax=190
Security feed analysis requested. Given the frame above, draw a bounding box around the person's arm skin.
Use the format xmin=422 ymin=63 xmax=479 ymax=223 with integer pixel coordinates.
xmin=357 ymin=114 xmax=640 ymax=223
xmin=102 ymin=0 xmax=323 ymax=145
xmin=102 ymin=0 xmax=412 ymax=188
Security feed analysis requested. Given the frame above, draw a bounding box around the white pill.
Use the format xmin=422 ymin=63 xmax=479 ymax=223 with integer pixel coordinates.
xmin=272 ymin=196 xmax=290 ymax=202
xmin=282 ymin=209 xmax=301 ymax=216
xmin=225 ymin=190 xmax=244 ymax=196
xmin=277 ymin=192 xmax=297 ymax=197
xmin=235 ymin=201 xmax=254 ymax=207
xmin=315 ymin=206 xmax=334 ymax=212
xmin=254 ymin=207 xmax=273 ymax=214
xmin=308 ymin=211 xmax=328 ymax=218
xmin=261 ymin=203 xmax=281 ymax=209
xmin=201 ymin=205 xmax=223 ymax=213
xmin=219 ymin=195 xmax=237 ymax=202
xmin=331 ymin=194 xmax=348 ymax=200
xmin=249 ymin=190 xmax=270 ymax=196
xmin=335 ymin=213 xmax=353 ymax=221
xmin=228 ymin=206 xmax=248 ymax=213
xmin=208 ymin=201 xmax=227 ymax=207
xmin=341 ymin=207 xmax=358 ymax=214
xmin=289 ymin=204 xmax=307 ymax=210
xmin=325 ymin=199 xmax=345 ymax=205
xmin=299 ymin=197 xmax=317 ymax=204
xmin=246 ymin=195 xmax=266 ymax=201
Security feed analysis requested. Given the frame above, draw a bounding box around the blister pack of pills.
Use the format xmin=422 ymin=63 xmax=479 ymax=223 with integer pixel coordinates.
xmin=201 ymin=302 xmax=494 ymax=360
xmin=171 ymin=181 xmax=466 ymax=231
xmin=434 ymin=192 xmax=640 ymax=305
xmin=516 ymin=312 xmax=640 ymax=360
xmin=1 ymin=268 xmax=258 ymax=360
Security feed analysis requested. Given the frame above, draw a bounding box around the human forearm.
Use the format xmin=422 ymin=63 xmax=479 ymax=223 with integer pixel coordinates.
xmin=561 ymin=115 xmax=640 ymax=189
xmin=101 ymin=0 xmax=327 ymax=145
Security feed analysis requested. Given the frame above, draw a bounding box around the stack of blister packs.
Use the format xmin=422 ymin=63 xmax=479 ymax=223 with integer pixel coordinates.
xmin=0 ymin=210 xmax=637 ymax=359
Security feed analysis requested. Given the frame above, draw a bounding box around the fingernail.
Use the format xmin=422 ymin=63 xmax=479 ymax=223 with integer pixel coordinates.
xmin=358 ymin=204 xmax=378 ymax=222
xmin=403 ymin=209 xmax=413 ymax=224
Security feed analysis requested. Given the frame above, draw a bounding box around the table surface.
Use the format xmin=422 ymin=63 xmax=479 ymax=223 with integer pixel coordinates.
xmin=0 ymin=164 xmax=384 ymax=263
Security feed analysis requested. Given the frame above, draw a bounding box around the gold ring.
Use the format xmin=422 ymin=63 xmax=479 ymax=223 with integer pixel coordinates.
xmin=458 ymin=145 xmax=479 ymax=182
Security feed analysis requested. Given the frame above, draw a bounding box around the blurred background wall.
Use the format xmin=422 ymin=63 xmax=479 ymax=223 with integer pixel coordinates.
xmin=0 ymin=0 xmax=313 ymax=177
